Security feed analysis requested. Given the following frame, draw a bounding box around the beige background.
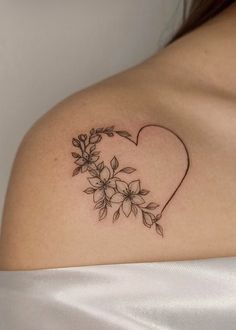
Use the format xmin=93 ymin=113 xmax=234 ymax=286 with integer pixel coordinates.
xmin=0 ymin=0 xmax=183 ymax=221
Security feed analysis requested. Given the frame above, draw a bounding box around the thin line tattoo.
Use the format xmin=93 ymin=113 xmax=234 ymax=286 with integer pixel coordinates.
xmin=71 ymin=124 xmax=190 ymax=237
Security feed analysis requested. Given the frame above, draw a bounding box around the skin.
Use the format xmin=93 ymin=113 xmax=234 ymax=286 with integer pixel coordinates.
xmin=0 ymin=4 xmax=236 ymax=270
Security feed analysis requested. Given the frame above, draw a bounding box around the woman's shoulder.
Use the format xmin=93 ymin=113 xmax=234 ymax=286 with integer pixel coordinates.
xmin=1 ymin=61 xmax=236 ymax=271
xmin=0 ymin=69 xmax=156 ymax=270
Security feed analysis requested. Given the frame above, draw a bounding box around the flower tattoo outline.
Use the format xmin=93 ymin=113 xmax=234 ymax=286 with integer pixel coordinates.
xmin=72 ymin=125 xmax=190 ymax=237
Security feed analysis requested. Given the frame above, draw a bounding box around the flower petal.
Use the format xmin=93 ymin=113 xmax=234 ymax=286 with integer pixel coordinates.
xmin=81 ymin=164 xmax=88 ymax=173
xmin=83 ymin=152 xmax=89 ymax=160
xmin=93 ymin=188 xmax=105 ymax=202
xmin=116 ymin=180 xmax=129 ymax=194
xmin=88 ymin=163 xmax=97 ymax=170
xmin=122 ymin=198 xmax=132 ymax=217
xmin=90 ymin=155 xmax=99 ymax=162
xmin=131 ymin=194 xmax=145 ymax=205
xmin=88 ymin=177 xmax=103 ymax=188
xmin=107 ymin=178 xmax=117 ymax=188
xmin=111 ymin=193 xmax=125 ymax=203
xmin=75 ymin=157 xmax=86 ymax=166
xmin=129 ymin=180 xmax=140 ymax=194
xmin=100 ymin=166 xmax=110 ymax=182
xmin=105 ymin=187 xmax=115 ymax=199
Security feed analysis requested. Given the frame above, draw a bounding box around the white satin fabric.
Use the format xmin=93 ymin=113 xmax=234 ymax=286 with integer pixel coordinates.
xmin=0 ymin=256 xmax=236 ymax=330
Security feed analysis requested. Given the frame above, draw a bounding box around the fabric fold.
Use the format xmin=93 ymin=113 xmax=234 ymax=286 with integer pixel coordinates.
xmin=0 ymin=256 xmax=236 ymax=330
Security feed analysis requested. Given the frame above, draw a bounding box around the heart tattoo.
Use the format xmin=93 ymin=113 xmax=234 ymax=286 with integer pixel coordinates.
xmin=71 ymin=125 xmax=190 ymax=237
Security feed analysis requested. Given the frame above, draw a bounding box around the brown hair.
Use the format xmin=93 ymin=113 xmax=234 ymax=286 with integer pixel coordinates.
xmin=169 ymin=0 xmax=236 ymax=43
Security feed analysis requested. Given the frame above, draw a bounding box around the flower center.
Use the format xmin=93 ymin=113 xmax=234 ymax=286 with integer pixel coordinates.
xmin=126 ymin=191 xmax=132 ymax=199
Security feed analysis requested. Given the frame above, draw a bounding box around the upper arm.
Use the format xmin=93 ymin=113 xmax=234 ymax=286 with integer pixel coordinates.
xmin=0 ymin=103 xmax=74 ymax=269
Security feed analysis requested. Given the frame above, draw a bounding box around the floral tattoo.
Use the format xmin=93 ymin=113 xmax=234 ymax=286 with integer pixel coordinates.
xmin=71 ymin=125 xmax=190 ymax=237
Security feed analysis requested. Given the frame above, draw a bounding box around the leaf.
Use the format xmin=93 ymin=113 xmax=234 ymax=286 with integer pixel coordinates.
xmin=140 ymin=189 xmax=149 ymax=196
xmin=119 ymin=167 xmax=136 ymax=174
xmin=72 ymin=167 xmax=81 ymax=176
xmin=72 ymin=138 xmax=80 ymax=147
xmin=116 ymin=130 xmax=132 ymax=138
xmin=155 ymin=213 xmax=162 ymax=221
xmin=95 ymin=199 xmax=105 ymax=209
xmin=132 ymin=204 xmax=138 ymax=217
xmin=105 ymin=126 xmax=115 ymax=132
xmin=92 ymin=151 xmax=100 ymax=156
xmin=89 ymin=144 xmax=96 ymax=152
xmin=78 ymin=134 xmax=87 ymax=142
xmin=110 ymin=156 xmax=119 ymax=171
xmin=99 ymin=207 xmax=107 ymax=220
xmin=84 ymin=187 xmax=95 ymax=194
xmin=71 ymin=152 xmax=80 ymax=158
xmin=97 ymin=162 xmax=104 ymax=171
xmin=155 ymin=224 xmax=164 ymax=237
xmin=90 ymin=128 xmax=96 ymax=135
xmin=96 ymin=127 xmax=104 ymax=133
xmin=145 ymin=202 xmax=159 ymax=210
xmin=142 ymin=212 xmax=155 ymax=228
xmin=113 ymin=208 xmax=120 ymax=222
xmin=89 ymin=134 xmax=102 ymax=144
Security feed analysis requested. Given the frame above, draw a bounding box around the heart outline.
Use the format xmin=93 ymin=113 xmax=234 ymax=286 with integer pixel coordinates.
xmin=72 ymin=124 xmax=190 ymax=236
xmin=119 ymin=124 xmax=190 ymax=216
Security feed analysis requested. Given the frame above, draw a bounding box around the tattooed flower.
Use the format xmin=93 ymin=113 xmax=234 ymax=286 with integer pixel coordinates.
xmin=75 ymin=151 xmax=99 ymax=172
xmin=78 ymin=134 xmax=87 ymax=141
xmin=72 ymin=126 xmax=167 ymax=237
xmin=111 ymin=180 xmax=145 ymax=217
xmin=89 ymin=134 xmax=102 ymax=144
xmin=88 ymin=166 xmax=117 ymax=202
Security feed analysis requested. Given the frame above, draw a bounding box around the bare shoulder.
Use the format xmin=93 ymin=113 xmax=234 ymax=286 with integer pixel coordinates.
xmin=1 ymin=68 xmax=236 ymax=271
xmin=0 ymin=76 xmax=164 ymax=270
